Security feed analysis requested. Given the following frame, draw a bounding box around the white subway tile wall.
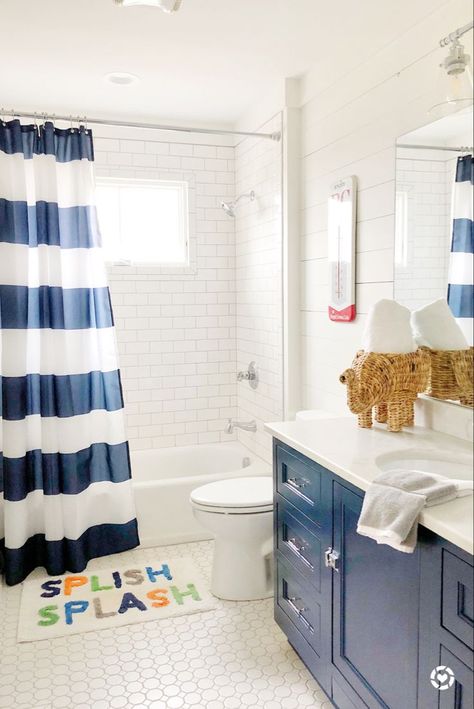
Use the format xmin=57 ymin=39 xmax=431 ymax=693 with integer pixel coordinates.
xmin=394 ymin=150 xmax=452 ymax=310
xmin=94 ymin=131 xmax=239 ymax=451
xmin=234 ymin=115 xmax=284 ymax=463
xmin=94 ymin=125 xmax=283 ymax=457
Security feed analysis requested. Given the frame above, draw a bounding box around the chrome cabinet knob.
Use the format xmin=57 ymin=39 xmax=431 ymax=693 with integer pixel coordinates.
xmin=324 ymin=547 xmax=340 ymax=572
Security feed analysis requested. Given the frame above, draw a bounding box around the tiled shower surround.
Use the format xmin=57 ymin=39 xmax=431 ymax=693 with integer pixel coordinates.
xmin=94 ymin=118 xmax=282 ymax=461
xmin=394 ymin=149 xmax=453 ymax=310
xmin=234 ymin=115 xmax=283 ymax=463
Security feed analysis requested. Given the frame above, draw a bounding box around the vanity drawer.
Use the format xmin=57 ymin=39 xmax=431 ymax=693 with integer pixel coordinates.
xmin=275 ymin=443 xmax=322 ymax=522
xmin=442 ymin=549 xmax=474 ymax=651
xmin=276 ymin=554 xmax=321 ymax=653
xmin=276 ymin=495 xmax=321 ymax=590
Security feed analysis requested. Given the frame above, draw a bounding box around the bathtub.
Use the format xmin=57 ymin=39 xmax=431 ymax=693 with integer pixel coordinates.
xmin=131 ymin=442 xmax=271 ymax=548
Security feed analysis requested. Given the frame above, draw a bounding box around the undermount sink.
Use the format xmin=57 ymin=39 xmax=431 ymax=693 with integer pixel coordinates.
xmin=376 ymin=450 xmax=473 ymax=480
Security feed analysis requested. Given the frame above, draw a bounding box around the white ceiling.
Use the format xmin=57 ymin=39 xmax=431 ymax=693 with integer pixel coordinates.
xmin=400 ymin=107 xmax=473 ymax=147
xmin=0 ymin=0 xmax=453 ymax=126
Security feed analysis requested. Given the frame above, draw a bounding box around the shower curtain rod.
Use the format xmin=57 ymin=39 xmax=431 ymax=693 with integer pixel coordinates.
xmin=397 ymin=143 xmax=473 ymax=152
xmin=1 ymin=109 xmax=281 ymax=142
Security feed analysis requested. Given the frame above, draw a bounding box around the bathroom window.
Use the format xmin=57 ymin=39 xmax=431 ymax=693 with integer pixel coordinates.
xmin=95 ymin=177 xmax=189 ymax=265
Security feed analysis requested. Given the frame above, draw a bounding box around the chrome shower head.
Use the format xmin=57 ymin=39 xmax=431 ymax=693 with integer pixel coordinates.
xmin=220 ymin=190 xmax=255 ymax=218
xmin=221 ymin=200 xmax=236 ymax=217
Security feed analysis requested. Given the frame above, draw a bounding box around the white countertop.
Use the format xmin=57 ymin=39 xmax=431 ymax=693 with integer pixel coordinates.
xmin=264 ymin=417 xmax=473 ymax=555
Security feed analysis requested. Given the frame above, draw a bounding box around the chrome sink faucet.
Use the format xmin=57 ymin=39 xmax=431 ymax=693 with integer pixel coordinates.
xmin=225 ymin=418 xmax=257 ymax=434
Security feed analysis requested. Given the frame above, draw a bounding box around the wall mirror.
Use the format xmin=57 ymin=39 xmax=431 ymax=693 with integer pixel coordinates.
xmin=394 ymin=106 xmax=473 ymax=407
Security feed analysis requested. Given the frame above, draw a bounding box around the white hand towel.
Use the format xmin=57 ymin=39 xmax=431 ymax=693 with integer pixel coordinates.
xmin=357 ymin=484 xmax=426 ymax=552
xmin=357 ymin=470 xmax=473 ymax=553
xmin=362 ymin=299 xmax=417 ymax=354
xmin=411 ymin=298 xmax=469 ymax=350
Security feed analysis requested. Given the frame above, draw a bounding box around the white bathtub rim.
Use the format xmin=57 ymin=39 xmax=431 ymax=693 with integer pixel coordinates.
xmin=132 ymin=462 xmax=270 ymax=489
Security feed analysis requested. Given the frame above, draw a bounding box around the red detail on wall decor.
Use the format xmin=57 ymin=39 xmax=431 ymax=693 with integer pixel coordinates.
xmin=328 ymin=304 xmax=356 ymax=322
xmin=328 ymin=176 xmax=357 ymax=323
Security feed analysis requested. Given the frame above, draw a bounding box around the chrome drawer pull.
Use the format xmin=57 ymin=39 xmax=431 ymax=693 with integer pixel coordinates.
xmin=287 ymin=596 xmax=314 ymax=633
xmin=287 ymin=537 xmax=314 ymax=571
xmin=324 ymin=547 xmax=340 ymax=572
xmin=288 ymin=536 xmax=306 ymax=552
xmin=286 ymin=476 xmax=309 ymax=491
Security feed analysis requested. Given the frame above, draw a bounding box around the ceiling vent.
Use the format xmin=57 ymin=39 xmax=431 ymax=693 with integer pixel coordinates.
xmin=114 ymin=0 xmax=182 ymax=12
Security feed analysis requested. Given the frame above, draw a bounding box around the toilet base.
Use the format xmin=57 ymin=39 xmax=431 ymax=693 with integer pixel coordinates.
xmin=191 ymin=506 xmax=273 ymax=602
xmin=211 ymin=537 xmax=273 ymax=601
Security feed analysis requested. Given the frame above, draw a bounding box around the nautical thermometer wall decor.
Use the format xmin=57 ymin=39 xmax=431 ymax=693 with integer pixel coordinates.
xmin=328 ymin=176 xmax=357 ymax=322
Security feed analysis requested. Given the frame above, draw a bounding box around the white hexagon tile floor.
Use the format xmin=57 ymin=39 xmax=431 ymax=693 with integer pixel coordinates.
xmin=0 ymin=541 xmax=331 ymax=709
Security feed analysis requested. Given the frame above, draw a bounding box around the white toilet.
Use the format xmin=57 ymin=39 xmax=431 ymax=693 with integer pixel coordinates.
xmin=190 ymin=476 xmax=273 ymax=601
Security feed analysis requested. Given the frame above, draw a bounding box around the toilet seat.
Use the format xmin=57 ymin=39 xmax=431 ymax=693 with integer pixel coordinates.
xmin=190 ymin=476 xmax=273 ymax=515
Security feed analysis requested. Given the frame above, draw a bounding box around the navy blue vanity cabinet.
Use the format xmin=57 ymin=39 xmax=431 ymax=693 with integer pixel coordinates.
xmin=272 ymin=438 xmax=474 ymax=709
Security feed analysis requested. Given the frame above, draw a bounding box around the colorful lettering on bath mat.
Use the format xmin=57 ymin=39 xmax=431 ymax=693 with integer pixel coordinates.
xmin=18 ymin=558 xmax=217 ymax=642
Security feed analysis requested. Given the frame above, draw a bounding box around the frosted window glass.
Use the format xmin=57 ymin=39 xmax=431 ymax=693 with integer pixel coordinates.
xmin=95 ymin=178 xmax=189 ymax=265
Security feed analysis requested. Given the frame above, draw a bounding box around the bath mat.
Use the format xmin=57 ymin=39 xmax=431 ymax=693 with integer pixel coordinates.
xmin=18 ymin=557 xmax=217 ymax=642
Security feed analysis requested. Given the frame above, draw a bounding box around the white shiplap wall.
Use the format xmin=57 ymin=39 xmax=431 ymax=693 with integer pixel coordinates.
xmin=299 ymin=0 xmax=472 ymax=414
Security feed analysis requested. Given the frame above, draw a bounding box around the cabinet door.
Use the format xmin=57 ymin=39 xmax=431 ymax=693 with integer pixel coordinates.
xmin=418 ymin=535 xmax=473 ymax=709
xmin=332 ymin=481 xmax=420 ymax=709
xmin=439 ymin=646 xmax=474 ymax=709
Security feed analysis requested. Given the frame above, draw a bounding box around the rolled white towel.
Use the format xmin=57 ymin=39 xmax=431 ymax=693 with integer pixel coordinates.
xmin=411 ymin=298 xmax=469 ymax=350
xmin=362 ymin=299 xmax=417 ymax=354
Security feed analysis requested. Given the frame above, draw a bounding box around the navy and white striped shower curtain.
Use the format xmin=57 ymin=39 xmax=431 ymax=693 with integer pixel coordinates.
xmin=0 ymin=120 xmax=139 ymax=586
xmin=448 ymin=154 xmax=473 ymax=345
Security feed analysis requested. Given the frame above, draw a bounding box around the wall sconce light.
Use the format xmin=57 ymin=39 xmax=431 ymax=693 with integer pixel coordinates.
xmin=430 ymin=24 xmax=474 ymax=116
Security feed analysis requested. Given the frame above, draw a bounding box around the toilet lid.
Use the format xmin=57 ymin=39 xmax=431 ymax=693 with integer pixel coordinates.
xmin=190 ymin=476 xmax=273 ymax=510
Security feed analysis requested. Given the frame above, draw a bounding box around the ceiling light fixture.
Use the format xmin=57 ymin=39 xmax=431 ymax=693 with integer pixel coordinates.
xmin=114 ymin=0 xmax=183 ymax=12
xmin=105 ymin=72 xmax=140 ymax=85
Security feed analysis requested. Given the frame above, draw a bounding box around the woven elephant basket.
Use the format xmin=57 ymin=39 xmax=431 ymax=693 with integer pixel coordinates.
xmin=339 ymin=349 xmax=430 ymax=432
xmin=421 ymin=346 xmax=473 ymax=406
